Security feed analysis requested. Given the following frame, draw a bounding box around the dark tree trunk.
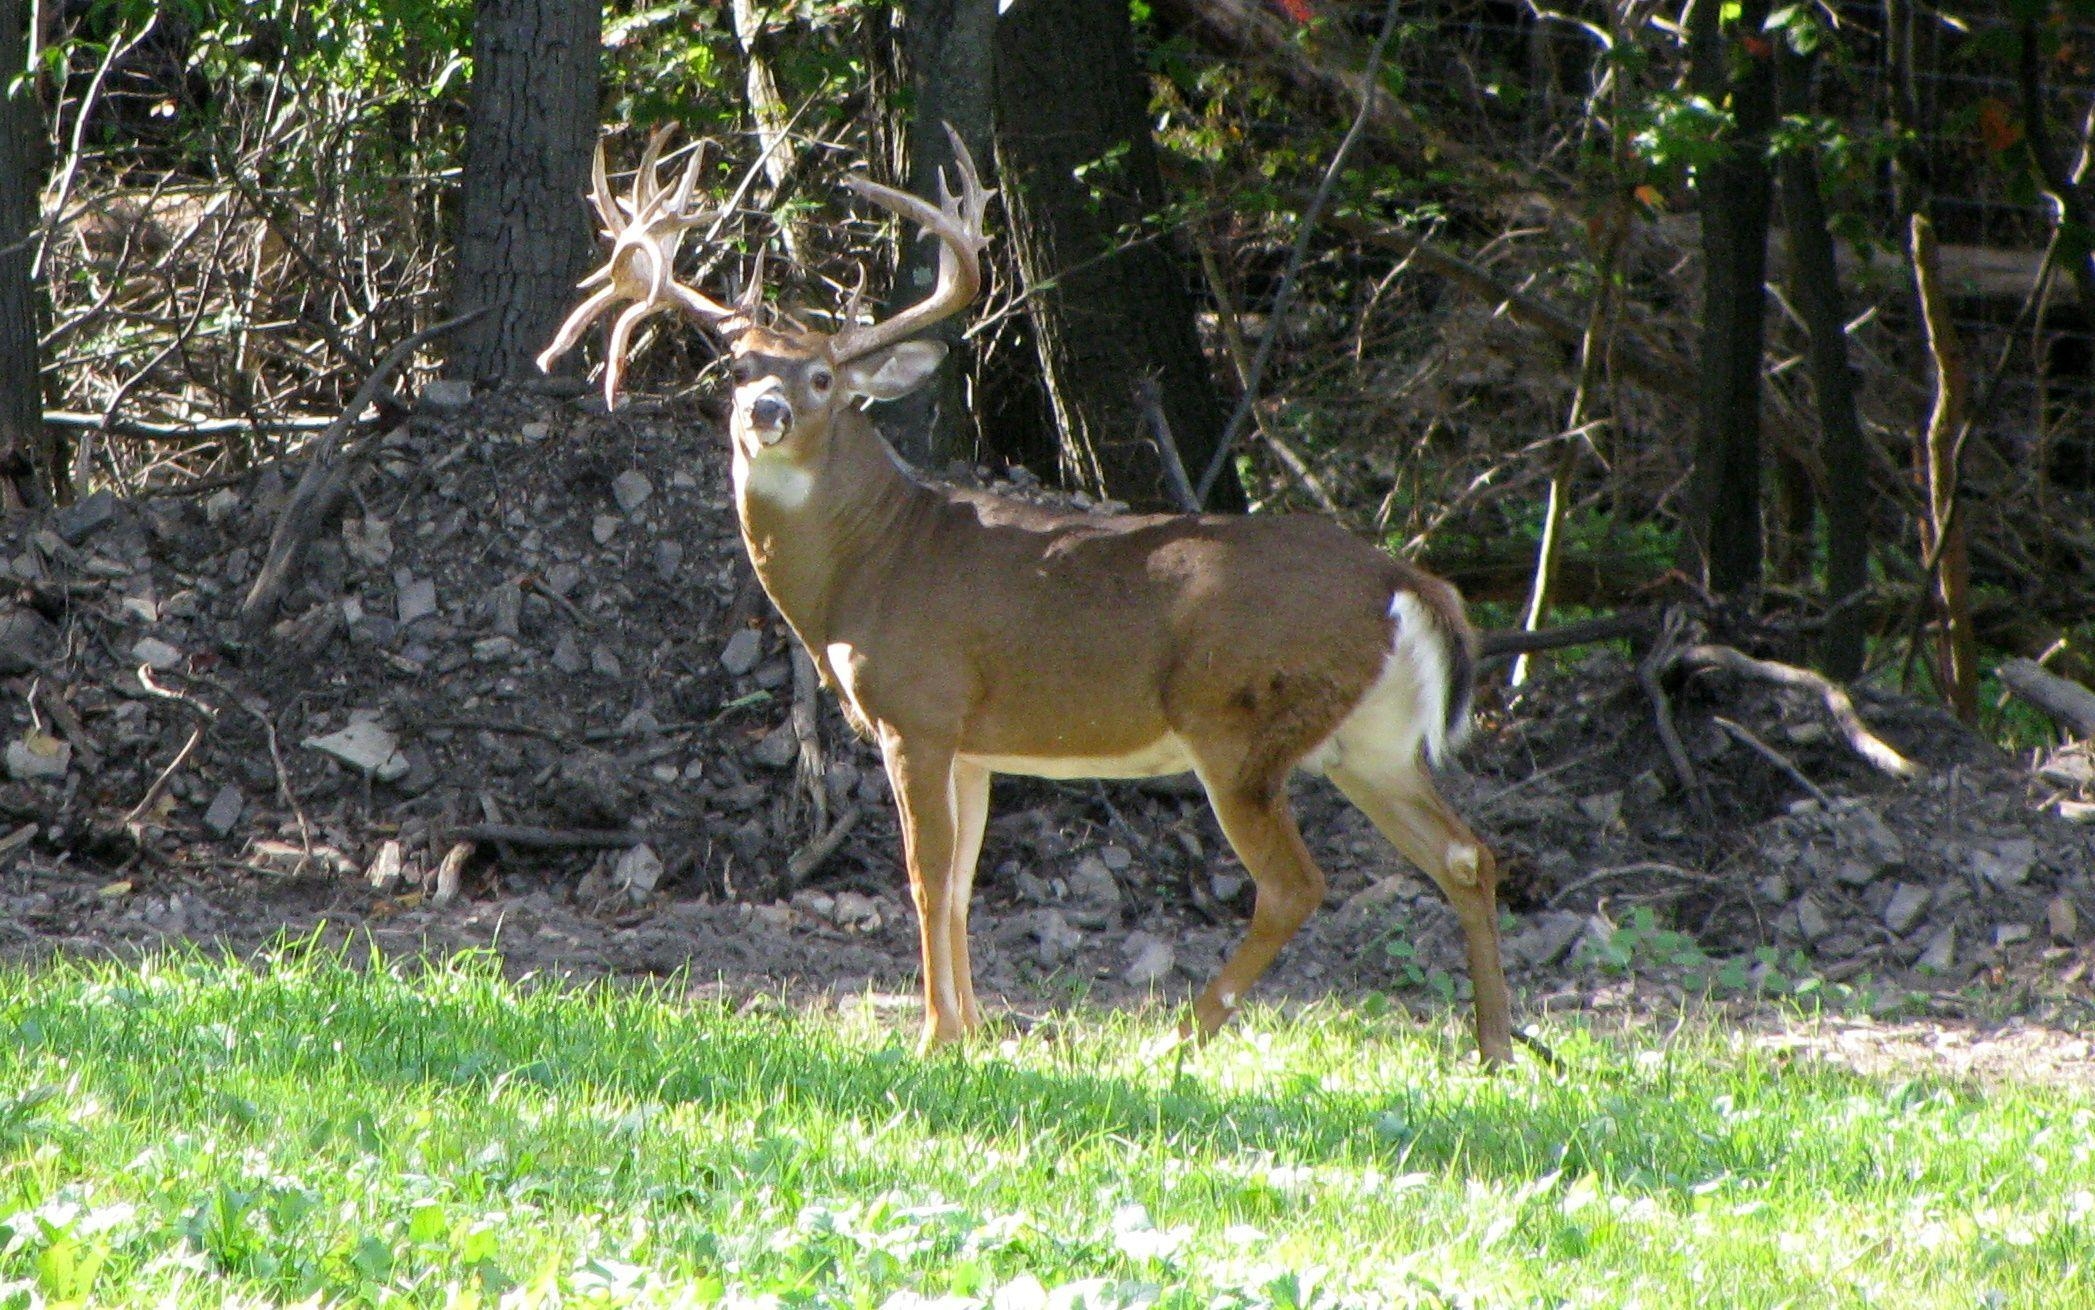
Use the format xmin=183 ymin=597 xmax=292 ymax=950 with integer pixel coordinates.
xmin=0 ymin=0 xmax=51 ymax=506
xmin=1777 ymin=43 xmax=1870 ymax=680
xmin=1679 ymin=0 xmax=1774 ymax=594
xmin=865 ymin=0 xmax=997 ymax=471
xmin=449 ymin=0 xmax=600 ymax=386
xmin=994 ymin=0 xmax=1242 ymax=510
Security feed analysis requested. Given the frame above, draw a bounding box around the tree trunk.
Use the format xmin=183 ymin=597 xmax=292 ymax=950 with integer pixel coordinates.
xmin=869 ymin=0 xmax=996 ymax=470
xmin=0 ymin=0 xmax=51 ymax=506
xmin=449 ymin=0 xmax=600 ymax=386
xmin=1777 ymin=43 xmax=1870 ymax=680
xmin=1679 ymin=0 xmax=1774 ymax=594
xmin=994 ymin=0 xmax=1242 ymax=510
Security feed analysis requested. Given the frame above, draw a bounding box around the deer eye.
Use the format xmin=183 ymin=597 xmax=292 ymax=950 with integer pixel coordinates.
xmin=809 ymin=369 xmax=833 ymax=393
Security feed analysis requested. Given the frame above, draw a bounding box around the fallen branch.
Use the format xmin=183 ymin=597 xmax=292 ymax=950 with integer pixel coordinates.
xmin=1997 ymin=658 xmax=2095 ymax=739
xmin=787 ymin=804 xmax=863 ymax=883
xmin=1640 ymin=615 xmax=1708 ymax=815
xmin=442 ymin=823 xmax=648 ymax=850
xmin=238 ymin=310 xmax=482 ymax=635
xmin=1678 ymin=643 xmax=1925 ymax=780
xmin=1480 ymin=608 xmax=1657 ymax=660
xmin=1712 ymin=714 xmax=1831 ymax=807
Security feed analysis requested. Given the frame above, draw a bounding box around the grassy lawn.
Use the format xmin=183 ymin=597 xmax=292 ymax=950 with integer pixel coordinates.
xmin=1 ymin=945 xmax=2089 ymax=1308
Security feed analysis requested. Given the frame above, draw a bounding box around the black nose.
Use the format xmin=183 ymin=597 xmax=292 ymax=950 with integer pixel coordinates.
xmin=751 ymin=396 xmax=791 ymax=428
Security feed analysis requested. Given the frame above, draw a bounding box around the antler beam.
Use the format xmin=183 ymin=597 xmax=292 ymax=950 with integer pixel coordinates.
xmin=828 ymin=124 xmax=993 ymax=364
xmin=536 ymin=127 xmax=739 ymax=409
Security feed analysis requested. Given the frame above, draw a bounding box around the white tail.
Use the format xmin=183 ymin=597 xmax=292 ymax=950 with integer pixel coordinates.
xmin=539 ymin=128 xmax=1515 ymax=1064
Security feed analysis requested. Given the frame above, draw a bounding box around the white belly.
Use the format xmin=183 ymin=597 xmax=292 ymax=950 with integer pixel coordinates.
xmin=961 ymin=734 xmax=1196 ymax=780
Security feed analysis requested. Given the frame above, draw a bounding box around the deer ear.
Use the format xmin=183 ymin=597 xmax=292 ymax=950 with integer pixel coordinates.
xmin=841 ymin=340 xmax=947 ymax=400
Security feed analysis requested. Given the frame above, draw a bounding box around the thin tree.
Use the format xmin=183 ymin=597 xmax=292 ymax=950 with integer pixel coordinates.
xmin=994 ymin=0 xmax=1242 ymax=510
xmin=0 ymin=0 xmax=49 ymax=505
xmin=449 ymin=0 xmax=600 ymax=385
xmin=1678 ymin=0 xmax=1775 ymax=594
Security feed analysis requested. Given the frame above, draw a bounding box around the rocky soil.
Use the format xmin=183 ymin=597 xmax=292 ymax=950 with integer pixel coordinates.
xmin=1 ymin=383 xmax=2091 ymax=1063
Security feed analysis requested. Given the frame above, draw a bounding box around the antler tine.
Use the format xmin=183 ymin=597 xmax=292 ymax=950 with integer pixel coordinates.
xmin=537 ymin=126 xmax=743 ymax=408
xmin=830 ymin=122 xmax=994 ymax=364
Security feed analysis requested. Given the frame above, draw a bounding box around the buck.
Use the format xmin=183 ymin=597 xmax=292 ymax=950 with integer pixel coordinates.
xmin=538 ymin=129 xmax=1516 ymax=1065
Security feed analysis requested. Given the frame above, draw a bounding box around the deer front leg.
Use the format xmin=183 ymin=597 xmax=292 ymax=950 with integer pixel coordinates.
xmin=878 ymin=729 xmax=970 ymax=1051
xmin=949 ymin=758 xmax=991 ymax=1032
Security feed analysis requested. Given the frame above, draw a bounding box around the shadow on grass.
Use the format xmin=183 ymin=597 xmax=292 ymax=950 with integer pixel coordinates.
xmin=0 ymin=939 xmax=2011 ymax=1204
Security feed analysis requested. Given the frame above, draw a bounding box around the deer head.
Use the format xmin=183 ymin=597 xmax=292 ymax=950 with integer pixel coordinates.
xmin=538 ymin=123 xmax=993 ymax=465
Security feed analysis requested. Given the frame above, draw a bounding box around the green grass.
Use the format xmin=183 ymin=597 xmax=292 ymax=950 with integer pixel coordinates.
xmin=3 ymin=945 xmax=2091 ymax=1308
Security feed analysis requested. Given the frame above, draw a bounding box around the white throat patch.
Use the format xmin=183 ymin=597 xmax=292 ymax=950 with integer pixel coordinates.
xmin=732 ymin=443 xmax=812 ymax=510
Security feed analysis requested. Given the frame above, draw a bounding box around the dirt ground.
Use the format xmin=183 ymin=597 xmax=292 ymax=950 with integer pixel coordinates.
xmin=2 ymin=385 xmax=2091 ymax=1079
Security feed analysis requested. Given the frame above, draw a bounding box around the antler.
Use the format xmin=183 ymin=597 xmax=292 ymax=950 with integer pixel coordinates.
xmin=829 ymin=124 xmax=993 ymax=365
xmin=536 ymin=127 xmax=739 ymax=408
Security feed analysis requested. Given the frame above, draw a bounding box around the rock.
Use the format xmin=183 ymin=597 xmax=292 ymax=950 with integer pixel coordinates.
xmin=833 ymin=891 xmax=881 ymax=931
xmin=591 ymin=514 xmax=620 ymax=545
xmin=612 ymin=470 xmax=653 ymax=514
xmin=1099 ymin=844 xmax=1133 ymax=872
xmin=721 ymin=628 xmax=764 ymax=676
xmin=1577 ymin=791 xmax=1622 ymax=827
xmin=5 ymin=734 xmax=69 ymax=780
xmin=366 ymin=839 xmax=403 ymax=892
xmin=132 ymin=636 xmax=183 ymax=671
xmin=395 ymin=573 xmax=438 ymax=625
xmin=1916 ymin=925 xmax=1957 ymax=974
xmin=472 ymin=635 xmax=518 ymax=662
xmin=52 ymin=490 xmax=117 ymax=544
xmin=544 ymin=562 xmax=583 ymax=598
xmin=342 ymin=517 xmax=393 ymax=568
xmin=2059 ymin=801 xmax=2095 ymax=824
xmin=1210 ymin=872 xmax=1247 ymax=904
xmin=1792 ymin=893 xmax=1831 ymax=942
xmin=1507 ymin=911 xmax=1587 ymax=969
xmin=590 ymin=645 xmax=622 ymax=678
xmin=1973 ymin=839 xmax=2036 ymax=890
xmin=2050 ymin=895 xmax=2079 ymax=943
xmin=1882 ymin=882 xmax=1931 ymax=934
xmin=1067 ymin=855 xmax=1123 ymax=912
xmin=520 ymin=420 xmax=551 ymax=442
xmin=0 ymin=606 xmax=59 ymax=674
xmin=1343 ymin=873 xmax=1425 ymax=919
xmin=420 ymin=379 xmax=473 ymax=413
xmin=1755 ymin=873 xmax=1790 ymax=905
xmin=302 ymin=719 xmax=410 ymax=782
xmin=202 ymin=784 xmax=244 ymax=838
xmin=1122 ymin=933 xmax=1176 ymax=986
xmin=1834 ymin=860 xmax=1880 ymax=888
xmin=791 ymin=889 xmax=836 ymax=922
xmin=615 ymin=843 xmax=663 ymax=903
xmin=1031 ymin=909 xmax=1084 ymax=966
xmin=750 ymin=723 xmax=799 ymax=770
xmin=490 ymin=582 xmax=522 ymax=637
xmin=1840 ymin=805 xmax=1906 ymax=869
xmin=2037 ymin=750 xmax=2094 ymax=789
xmin=652 ymin=540 xmax=684 ymax=580
xmin=755 ymin=659 xmax=790 ymax=690
xmin=1994 ymin=922 xmax=2032 ymax=949
xmin=551 ymin=631 xmax=585 ymax=673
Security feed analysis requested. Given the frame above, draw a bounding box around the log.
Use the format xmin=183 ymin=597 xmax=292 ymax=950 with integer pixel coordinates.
xmin=1998 ymin=659 xmax=2095 ymax=739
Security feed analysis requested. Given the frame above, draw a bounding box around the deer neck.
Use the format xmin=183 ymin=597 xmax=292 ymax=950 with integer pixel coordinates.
xmin=731 ymin=404 xmax=928 ymax=649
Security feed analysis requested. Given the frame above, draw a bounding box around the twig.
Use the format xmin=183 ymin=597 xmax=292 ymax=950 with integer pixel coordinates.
xmin=238 ymin=310 xmax=483 ymax=633
xmin=1711 ymin=715 xmax=1831 ymax=807
xmin=1678 ymin=643 xmax=1924 ymax=780
xmin=1638 ymin=610 xmax=1708 ymax=814
xmin=1132 ymin=375 xmax=1201 ymax=514
xmin=1546 ymin=861 xmax=1725 ymax=909
xmin=123 ymin=725 xmax=204 ymax=830
xmin=442 ymin=823 xmax=647 ymax=850
xmin=787 ymin=805 xmax=863 ymax=883
xmin=1193 ymin=0 xmax=1404 ymax=507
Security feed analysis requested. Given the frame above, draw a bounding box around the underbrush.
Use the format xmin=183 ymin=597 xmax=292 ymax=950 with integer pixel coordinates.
xmin=2 ymin=944 xmax=2090 ymax=1308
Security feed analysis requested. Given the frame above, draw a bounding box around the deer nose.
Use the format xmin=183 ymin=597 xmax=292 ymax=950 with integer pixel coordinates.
xmin=750 ymin=395 xmax=791 ymax=429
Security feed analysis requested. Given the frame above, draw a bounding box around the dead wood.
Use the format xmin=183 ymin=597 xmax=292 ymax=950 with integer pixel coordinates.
xmin=1478 ymin=608 xmax=1657 ymax=660
xmin=1908 ymin=215 xmax=1980 ymax=723
xmin=1997 ymin=659 xmax=2095 ymax=739
xmin=1678 ymin=643 xmax=1925 ymax=780
xmin=238 ymin=310 xmax=482 ymax=636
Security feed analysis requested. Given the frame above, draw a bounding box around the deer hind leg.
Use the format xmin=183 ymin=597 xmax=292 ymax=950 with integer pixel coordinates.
xmin=1188 ymin=752 xmax=1328 ymax=1039
xmin=948 ymin=758 xmax=991 ymax=1033
xmin=878 ymin=730 xmax=970 ymax=1051
xmin=1325 ymin=755 xmax=1514 ymax=1065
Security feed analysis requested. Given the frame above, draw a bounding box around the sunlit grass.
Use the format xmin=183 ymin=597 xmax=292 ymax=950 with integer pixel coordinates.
xmin=2 ymin=943 xmax=2089 ymax=1307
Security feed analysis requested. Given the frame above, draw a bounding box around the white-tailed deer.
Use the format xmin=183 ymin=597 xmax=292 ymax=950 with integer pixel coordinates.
xmin=539 ymin=128 xmax=1516 ymax=1064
